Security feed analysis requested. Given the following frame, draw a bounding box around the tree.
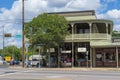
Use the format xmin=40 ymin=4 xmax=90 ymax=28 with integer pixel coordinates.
xmin=25 ymin=13 xmax=69 ymax=48
xmin=3 ymin=46 xmax=22 ymax=60
xmin=112 ymin=30 xmax=120 ymax=38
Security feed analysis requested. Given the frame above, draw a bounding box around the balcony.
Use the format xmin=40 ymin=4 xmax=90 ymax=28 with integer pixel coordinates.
xmin=65 ymin=33 xmax=111 ymax=42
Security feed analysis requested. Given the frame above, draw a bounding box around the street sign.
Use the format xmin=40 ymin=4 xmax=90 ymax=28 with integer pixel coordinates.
xmin=15 ymin=34 xmax=22 ymax=38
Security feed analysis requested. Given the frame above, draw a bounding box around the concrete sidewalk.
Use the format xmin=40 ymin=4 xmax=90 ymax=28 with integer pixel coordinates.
xmin=9 ymin=66 xmax=120 ymax=71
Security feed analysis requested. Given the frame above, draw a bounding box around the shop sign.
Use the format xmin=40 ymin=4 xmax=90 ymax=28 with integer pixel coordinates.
xmin=96 ymin=54 xmax=102 ymax=58
xmin=50 ymin=48 xmax=55 ymax=52
xmin=112 ymin=38 xmax=120 ymax=43
xmin=61 ymin=50 xmax=71 ymax=53
xmin=78 ymin=48 xmax=86 ymax=52
xmin=96 ymin=48 xmax=115 ymax=53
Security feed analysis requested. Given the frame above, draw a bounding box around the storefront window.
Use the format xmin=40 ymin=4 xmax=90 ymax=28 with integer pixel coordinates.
xmin=96 ymin=53 xmax=102 ymax=61
xmin=105 ymin=53 xmax=115 ymax=62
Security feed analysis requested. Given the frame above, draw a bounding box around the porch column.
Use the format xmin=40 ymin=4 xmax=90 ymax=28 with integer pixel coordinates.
xmin=74 ymin=24 xmax=77 ymax=34
xmin=89 ymin=23 xmax=92 ymax=68
xmin=116 ymin=46 xmax=119 ymax=68
xmin=90 ymin=48 xmax=93 ymax=68
xmin=106 ymin=23 xmax=108 ymax=39
xmin=92 ymin=48 xmax=96 ymax=67
xmin=71 ymin=23 xmax=74 ymax=68
xmin=89 ymin=23 xmax=92 ymax=38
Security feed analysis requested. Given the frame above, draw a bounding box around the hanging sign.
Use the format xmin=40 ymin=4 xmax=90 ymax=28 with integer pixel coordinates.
xmin=61 ymin=50 xmax=71 ymax=53
xmin=78 ymin=47 xmax=86 ymax=52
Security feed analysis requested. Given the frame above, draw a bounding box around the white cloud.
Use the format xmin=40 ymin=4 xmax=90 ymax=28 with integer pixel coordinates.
xmin=114 ymin=24 xmax=120 ymax=30
xmin=97 ymin=9 xmax=120 ymax=31
xmin=24 ymin=0 xmax=48 ymax=20
xmin=107 ymin=9 xmax=120 ymax=18
xmin=0 ymin=0 xmax=103 ymax=22
xmin=97 ymin=9 xmax=120 ymax=20
xmin=47 ymin=0 xmax=70 ymax=7
xmin=65 ymin=0 xmax=101 ymax=10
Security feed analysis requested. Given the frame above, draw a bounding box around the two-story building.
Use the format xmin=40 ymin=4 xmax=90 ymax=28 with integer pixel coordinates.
xmin=48 ymin=10 xmax=120 ymax=68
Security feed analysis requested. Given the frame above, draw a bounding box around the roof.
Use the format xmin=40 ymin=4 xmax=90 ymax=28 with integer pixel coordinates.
xmin=69 ymin=19 xmax=113 ymax=24
xmin=48 ymin=10 xmax=95 ymax=17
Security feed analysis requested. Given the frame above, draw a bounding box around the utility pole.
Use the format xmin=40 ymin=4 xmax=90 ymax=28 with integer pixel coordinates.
xmin=2 ymin=26 xmax=4 ymax=55
xmin=22 ymin=0 xmax=25 ymax=67
xmin=71 ymin=24 xmax=74 ymax=68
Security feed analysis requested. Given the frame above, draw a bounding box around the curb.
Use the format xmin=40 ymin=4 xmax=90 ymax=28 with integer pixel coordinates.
xmin=9 ymin=66 xmax=120 ymax=71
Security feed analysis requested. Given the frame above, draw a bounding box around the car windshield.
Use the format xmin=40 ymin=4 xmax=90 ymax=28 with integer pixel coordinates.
xmin=32 ymin=59 xmax=39 ymax=61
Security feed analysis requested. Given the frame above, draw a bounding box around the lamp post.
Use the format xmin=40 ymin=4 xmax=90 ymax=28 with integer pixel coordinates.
xmin=22 ymin=0 xmax=25 ymax=67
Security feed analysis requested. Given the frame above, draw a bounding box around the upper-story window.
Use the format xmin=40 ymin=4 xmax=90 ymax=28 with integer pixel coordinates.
xmin=92 ymin=23 xmax=106 ymax=33
xmin=62 ymin=43 xmax=71 ymax=50
xmin=74 ymin=23 xmax=90 ymax=34
xmin=68 ymin=24 xmax=72 ymax=34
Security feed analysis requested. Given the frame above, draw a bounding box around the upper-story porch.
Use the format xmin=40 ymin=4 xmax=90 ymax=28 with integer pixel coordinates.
xmin=65 ymin=19 xmax=113 ymax=42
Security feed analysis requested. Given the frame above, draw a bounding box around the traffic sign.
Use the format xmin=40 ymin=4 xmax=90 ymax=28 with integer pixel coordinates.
xmin=15 ymin=34 xmax=22 ymax=38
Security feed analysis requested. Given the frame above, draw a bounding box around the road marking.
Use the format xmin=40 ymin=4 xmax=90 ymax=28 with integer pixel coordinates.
xmin=0 ymin=72 xmax=16 ymax=77
xmin=46 ymin=75 xmax=62 ymax=78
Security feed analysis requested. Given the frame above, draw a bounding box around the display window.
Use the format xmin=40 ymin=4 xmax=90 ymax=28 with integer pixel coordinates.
xmin=96 ymin=48 xmax=116 ymax=67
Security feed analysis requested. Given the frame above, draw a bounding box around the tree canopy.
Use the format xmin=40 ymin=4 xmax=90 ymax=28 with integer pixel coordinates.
xmin=112 ymin=30 xmax=120 ymax=38
xmin=25 ymin=13 xmax=69 ymax=48
xmin=2 ymin=46 xmax=22 ymax=60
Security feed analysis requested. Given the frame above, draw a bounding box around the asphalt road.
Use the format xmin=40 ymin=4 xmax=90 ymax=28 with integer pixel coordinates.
xmin=0 ymin=67 xmax=120 ymax=80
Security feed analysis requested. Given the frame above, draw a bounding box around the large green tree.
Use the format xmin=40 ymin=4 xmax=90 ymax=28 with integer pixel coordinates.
xmin=112 ymin=30 xmax=120 ymax=38
xmin=25 ymin=13 xmax=69 ymax=48
xmin=3 ymin=46 xmax=22 ymax=60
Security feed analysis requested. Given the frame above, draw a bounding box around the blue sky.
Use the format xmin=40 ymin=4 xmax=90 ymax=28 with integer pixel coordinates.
xmin=0 ymin=0 xmax=15 ymax=10
xmin=0 ymin=0 xmax=120 ymax=49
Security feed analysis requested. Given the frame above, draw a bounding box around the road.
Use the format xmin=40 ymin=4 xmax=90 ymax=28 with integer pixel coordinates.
xmin=0 ymin=67 xmax=120 ymax=80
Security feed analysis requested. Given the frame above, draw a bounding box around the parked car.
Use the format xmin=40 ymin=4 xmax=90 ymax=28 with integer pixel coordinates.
xmin=30 ymin=58 xmax=42 ymax=67
xmin=29 ymin=55 xmax=42 ymax=67
xmin=15 ymin=60 xmax=20 ymax=65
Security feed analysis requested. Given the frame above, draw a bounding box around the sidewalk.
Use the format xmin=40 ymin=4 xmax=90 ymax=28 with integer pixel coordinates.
xmin=9 ymin=66 xmax=120 ymax=71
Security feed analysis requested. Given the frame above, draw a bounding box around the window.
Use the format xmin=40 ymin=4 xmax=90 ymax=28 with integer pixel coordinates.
xmin=75 ymin=23 xmax=90 ymax=34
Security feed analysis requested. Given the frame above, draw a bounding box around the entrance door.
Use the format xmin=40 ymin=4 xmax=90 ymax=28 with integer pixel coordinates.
xmin=75 ymin=42 xmax=90 ymax=67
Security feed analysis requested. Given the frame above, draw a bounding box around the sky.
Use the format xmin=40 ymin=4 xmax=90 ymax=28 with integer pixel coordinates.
xmin=0 ymin=0 xmax=120 ymax=49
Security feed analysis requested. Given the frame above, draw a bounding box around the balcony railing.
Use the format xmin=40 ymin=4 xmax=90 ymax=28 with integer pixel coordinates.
xmin=65 ymin=33 xmax=111 ymax=41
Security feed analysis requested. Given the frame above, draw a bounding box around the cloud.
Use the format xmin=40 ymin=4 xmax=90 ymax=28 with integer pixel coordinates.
xmin=65 ymin=0 xmax=102 ymax=10
xmin=97 ymin=9 xmax=120 ymax=31
xmin=47 ymin=0 xmax=70 ymax=8
xmin=97 ymin=9 xmax=120 ymax=20
xmin=114 ymin=24 xmax=120 ymax=30
xmin=107 ymin=9 xmax=120 ymax=18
